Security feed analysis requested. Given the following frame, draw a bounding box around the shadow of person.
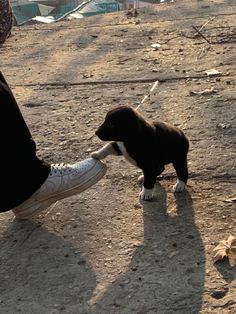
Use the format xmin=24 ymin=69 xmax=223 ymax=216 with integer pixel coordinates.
xmin=89 ymin=182 xmax=205 ymax=314
xmin=0 ymin=219 xmax=96 ymax=313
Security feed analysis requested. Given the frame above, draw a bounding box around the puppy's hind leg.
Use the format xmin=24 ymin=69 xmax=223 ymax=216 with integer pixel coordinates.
xmin=173 ymin=156 xmax=188 ymax=192
xmin=91 ymin=142 xmax=119 ymax=160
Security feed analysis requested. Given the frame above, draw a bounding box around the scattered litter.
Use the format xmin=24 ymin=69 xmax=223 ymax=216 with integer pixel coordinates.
xmin=151 ymin=43 xmax=161 ymax=50
xmin=32 ymin=16 xmax=55 ymax=24
xmin=205 ymin=69 xmax=222 ymax=76
xmin=213 ymin=235 xmax=236 ymax=267
xmin=189 ymin=86 xmax=217 ymax=96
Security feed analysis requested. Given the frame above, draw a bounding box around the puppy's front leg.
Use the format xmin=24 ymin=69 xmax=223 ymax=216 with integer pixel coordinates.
xmin=91 ymin=142 xmax=119 ymax=160
xmin=139 ymin=165 xmax=165 ymax=201
xmin=139 ymin=170 xmax=157 ymax=201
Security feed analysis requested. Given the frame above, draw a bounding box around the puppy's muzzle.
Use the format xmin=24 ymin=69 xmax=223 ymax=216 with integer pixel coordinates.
xmin=95 ymin=127 xmax=110 ymax=141
xmin=95 ymin=129 xmax=103 ymax=139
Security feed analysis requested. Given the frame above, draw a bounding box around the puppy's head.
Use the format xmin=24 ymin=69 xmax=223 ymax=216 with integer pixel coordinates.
xmin=95 ymin=105 xmax=142 ymax=141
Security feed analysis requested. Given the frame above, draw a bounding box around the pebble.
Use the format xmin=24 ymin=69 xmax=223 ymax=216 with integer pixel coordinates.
xmin=210 ymin=288 xmax=228 ymax=299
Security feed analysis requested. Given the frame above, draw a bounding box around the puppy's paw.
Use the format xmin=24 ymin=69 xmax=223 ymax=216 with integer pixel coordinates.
xmin=91 ymin=151 xmax=102 ymax=160
xmin=139 ymin=187 xmax=153 ymax=201
xmin=91 ymin=143 xmax=115 ymax=160
xmin=173 ymin=180 xmax=186 ymax=193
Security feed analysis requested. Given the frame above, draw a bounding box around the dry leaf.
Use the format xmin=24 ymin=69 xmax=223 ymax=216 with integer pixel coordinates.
xmin=213 ymin=235 xmax=236 ymax=267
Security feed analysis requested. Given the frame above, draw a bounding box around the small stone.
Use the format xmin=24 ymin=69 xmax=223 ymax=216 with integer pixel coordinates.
xmin=210 ymin=288 xmax=228 ymax=299
xmin=78 ymin=259 xmax=86 ymax=265
xmin=187 ymin=234 xmax=195 ymax=239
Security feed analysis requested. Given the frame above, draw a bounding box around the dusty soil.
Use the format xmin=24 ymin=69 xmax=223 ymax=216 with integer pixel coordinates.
xmin=0 ymin=0 xmax=235 ymax=313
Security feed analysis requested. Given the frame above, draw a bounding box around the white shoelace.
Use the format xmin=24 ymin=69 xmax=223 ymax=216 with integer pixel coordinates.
xmin=50 ymin=163 xmax=72 ymax=175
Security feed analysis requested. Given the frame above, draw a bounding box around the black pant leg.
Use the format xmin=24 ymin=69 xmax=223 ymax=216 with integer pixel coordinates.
xmin=0 ymin=72 xmax=51 ymax=212
xmin=0 ymin=0 xmax=12 ymax=44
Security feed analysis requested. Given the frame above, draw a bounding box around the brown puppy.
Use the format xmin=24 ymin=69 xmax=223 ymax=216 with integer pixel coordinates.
xmin=91 ymin=105 xmax=189 ymax=200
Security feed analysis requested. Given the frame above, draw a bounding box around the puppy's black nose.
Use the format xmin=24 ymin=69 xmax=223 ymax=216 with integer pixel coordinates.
xmin=95 ymin=130 xmax=98 ymax=136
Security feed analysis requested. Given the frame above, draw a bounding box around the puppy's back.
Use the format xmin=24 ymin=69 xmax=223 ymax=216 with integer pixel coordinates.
xmin=152 ymin=120 xmax=189 ymax=160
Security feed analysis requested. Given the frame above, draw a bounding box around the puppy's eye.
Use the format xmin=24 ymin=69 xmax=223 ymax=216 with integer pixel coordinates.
xmin=107 ymin=121 xmax=114 ymax=128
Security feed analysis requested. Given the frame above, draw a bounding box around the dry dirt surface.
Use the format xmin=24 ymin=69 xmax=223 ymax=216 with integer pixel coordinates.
xmin=0 ymin=0 xmax=235 ymax=313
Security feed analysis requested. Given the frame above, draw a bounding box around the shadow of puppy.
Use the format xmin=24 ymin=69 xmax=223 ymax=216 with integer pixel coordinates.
xmin=89 ymin=184 xmax=205 ymax=314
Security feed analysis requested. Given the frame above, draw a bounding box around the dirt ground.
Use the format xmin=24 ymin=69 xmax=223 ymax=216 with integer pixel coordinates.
xmin=0 ymin=0 xmax=235 ymax=313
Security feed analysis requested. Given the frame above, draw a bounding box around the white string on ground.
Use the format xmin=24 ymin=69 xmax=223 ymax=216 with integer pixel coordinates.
xmin=136 ymin=80 xmax=159 ymax=111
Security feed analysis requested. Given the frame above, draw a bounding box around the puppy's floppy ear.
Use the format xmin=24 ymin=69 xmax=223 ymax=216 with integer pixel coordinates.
xmin=100 ymin=105 xmax=147 ymax=140
xmin=105 ymin=118 xmax=115 ymax=129
xmin=117 ymin=105 xmax=148 ymax=137
xmin=131 ymin=109 xmax=142 ymax=130
xmin=132 ymin=107 xmax=148 ymax=131
xmin=118 ymin=106 xmax=142 ymax=134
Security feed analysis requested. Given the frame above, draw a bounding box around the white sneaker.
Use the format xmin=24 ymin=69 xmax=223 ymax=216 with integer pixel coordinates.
xmin=12 ymin=158 xmax=107 ymax=219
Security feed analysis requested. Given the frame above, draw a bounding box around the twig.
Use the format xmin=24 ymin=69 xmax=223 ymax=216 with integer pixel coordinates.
xmin=198 ymin=17 xmax=215 ymax=33
xmin=192 ymin=25 xmax=211 ymax=44
xmin=159 ymin=36 xmax=179 ymax=44
xmin=19 ymin=224 xmax=41 ymax=246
